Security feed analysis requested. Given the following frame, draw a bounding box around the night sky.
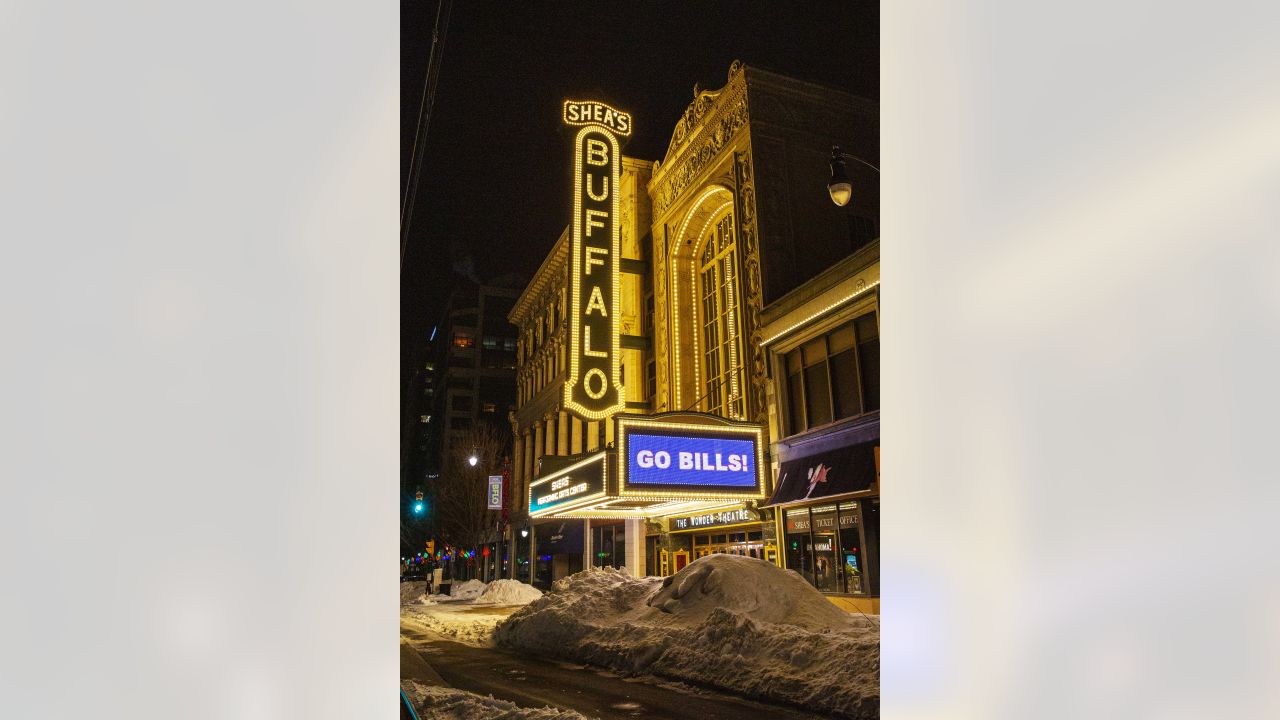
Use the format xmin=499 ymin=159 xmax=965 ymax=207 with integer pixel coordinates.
xmin=402 ymin=1 xmax=879 ymax=351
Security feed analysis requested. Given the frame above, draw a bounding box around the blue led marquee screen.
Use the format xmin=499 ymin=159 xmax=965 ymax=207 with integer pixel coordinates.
xmin=625 ymin=431 xmax=757 ymax=487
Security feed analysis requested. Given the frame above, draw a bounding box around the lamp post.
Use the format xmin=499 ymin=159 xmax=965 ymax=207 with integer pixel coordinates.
xmin=827 ymin=145 xmax=880 ymax=207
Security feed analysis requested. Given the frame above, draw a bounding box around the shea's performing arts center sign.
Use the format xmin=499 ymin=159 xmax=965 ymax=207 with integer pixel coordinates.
xmin=529 ymin=413 xmax=767 ymax=519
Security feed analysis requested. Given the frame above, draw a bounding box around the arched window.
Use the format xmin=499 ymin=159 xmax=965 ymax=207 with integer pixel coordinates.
xmin=696 ymin=208 xmax=745 ymax=418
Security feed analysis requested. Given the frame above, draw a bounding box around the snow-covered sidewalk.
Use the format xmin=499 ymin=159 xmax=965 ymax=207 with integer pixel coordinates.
xmin=401 ymin=579 xmax=546 ymax=646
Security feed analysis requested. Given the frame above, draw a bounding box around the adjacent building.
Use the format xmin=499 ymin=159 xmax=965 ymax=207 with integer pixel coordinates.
xmin=406 ymin=276 xmax=523 ymax=571
xmin=759 ymin=245 xmax=880 ymax=614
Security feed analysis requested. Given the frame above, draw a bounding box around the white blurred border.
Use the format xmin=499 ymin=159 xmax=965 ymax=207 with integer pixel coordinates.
xmin=0 ymin=2 xmax=397 ymax=718
xmin=885 ymin=1 xmax=1280 ymax=717
xmin=3 ymin=1 xmax=1278 ymax=718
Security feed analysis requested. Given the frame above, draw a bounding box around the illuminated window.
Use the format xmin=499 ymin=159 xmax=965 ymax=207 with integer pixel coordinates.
xmin=695 ymin=210 xmax=744 ymax=418
xmin=783 ymin=311 xmax=879 ymax=434
xmin=482 ymin=402 xmax=496 ymax=413
xmin=452 ymin=332 xmax=475 ymax=349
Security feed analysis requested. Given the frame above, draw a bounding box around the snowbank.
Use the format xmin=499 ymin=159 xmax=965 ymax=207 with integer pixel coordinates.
xmin=402 ymin=681 xmax=592 ymax=720
xmin=475 ymin=580 xmax=543 ymax=606
xmin=401 ymin=581 xmax=431 ymax=605
xmin=401 ymin=603 xmax=519 ymax=646
xmin=449 ymin=578 xmax=488 ymax=600
xmin=494 ymin=555 xmax=879 ymax=718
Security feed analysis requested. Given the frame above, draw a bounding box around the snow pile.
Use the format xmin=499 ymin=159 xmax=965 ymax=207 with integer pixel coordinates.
xmin=401 ymin=581 xmax=432 ymax=605
xmin=474 ymin=580 xmax=543 ymax=606
xmin=494 ymin=555 xmax=879 ymax=718
xmin=449 ymin=579 xmax=488 ymax=600
xmin=402 ymin=681 xmax=593 ymax=720
xmin=401 ymin=603 xmax=520 ymax=646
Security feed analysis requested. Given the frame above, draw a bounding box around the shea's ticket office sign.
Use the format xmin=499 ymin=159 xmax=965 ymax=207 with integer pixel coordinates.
xmin=617 ymin=415 xmax=766 ymax=499
xmin=562 ymin=100 xmax=630 ymax=421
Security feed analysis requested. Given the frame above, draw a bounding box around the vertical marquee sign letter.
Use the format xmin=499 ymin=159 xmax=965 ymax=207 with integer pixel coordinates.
xmin=562 ymin=100 xmax=631 ymax=419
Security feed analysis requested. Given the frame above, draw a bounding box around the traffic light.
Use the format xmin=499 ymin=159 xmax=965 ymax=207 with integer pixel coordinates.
xmin=413 ymin=501 xmax=424 ymax=514
xmin=425 ymin=540 xmax=435 ymax=556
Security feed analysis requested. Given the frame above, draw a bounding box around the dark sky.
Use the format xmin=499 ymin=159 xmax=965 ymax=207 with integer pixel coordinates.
xmin=402 ymin=1 xmax=878 ymax=351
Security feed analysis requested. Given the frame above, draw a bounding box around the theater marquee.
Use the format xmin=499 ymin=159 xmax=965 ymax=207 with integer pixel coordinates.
xmin=528 ymin=452 xmax=607 ymax=518
xmin=563 ymin=100 xmax=630 ymax=420
xmin=616 ymin=414 xmax=766 ymax=500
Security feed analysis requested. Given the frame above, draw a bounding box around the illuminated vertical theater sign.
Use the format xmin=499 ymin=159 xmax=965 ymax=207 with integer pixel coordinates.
xmin=562 ymin=100 xmax=631 ymax=419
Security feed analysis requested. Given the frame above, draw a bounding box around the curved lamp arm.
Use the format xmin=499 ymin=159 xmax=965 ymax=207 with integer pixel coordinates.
xmin=828 ymin=144 xmax=879 ymax=207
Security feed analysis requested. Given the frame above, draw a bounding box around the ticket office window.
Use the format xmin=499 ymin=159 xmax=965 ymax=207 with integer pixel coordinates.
xmin=785 ymin=501 xmax=876 ymax=595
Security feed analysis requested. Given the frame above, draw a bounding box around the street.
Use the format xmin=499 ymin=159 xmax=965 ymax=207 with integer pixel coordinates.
xmin=400 ymin=615 xmax=832 ymax=720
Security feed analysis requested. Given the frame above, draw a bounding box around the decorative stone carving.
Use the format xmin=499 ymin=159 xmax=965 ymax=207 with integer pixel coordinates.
xmin=733 ymin=150 xmax=768 ymax=425
xmin=652 ymin=63 xmax=750 ymax=219
xmin=654 ymin=96 xmax=748 ymax=218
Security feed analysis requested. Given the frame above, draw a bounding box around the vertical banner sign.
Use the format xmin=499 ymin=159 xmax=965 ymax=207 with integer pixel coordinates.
xmin=562 ymin=100 xmax=631 ymax=420
xmin=487 ymin=475 xmax=503 ymax=510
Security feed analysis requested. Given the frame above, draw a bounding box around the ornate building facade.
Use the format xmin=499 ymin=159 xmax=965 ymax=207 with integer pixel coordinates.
xmin=645 ymin=62 xmax=878 ymax=577
xmin=507 ymin=62 xmax=878 ymax=601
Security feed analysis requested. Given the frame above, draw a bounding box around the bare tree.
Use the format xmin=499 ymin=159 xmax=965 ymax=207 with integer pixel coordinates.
xmin=434 ymin=420 xmax=508 ymax=551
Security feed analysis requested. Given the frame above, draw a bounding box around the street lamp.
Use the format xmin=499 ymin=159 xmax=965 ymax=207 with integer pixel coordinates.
xmin=827 ymin=145 xmax=880 ymax=207
xmin=468 ymin=454 xmax=478 ymax=467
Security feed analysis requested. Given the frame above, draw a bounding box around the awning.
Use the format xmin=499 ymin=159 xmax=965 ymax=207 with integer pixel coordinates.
xmin=766 ymin=439 xmax=878 ymax=506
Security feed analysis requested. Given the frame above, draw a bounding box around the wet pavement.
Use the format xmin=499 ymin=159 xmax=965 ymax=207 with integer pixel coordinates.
xmin=401 ymin=622 xmax=832 ymax=720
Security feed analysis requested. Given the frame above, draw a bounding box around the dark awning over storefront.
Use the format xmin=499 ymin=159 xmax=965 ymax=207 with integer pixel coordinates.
xmin=767 ymin=439 xmax=878 ymax=506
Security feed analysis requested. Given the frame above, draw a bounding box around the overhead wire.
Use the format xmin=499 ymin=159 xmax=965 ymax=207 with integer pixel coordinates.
xmin=401 ymin=0 xmax=453 ymax=270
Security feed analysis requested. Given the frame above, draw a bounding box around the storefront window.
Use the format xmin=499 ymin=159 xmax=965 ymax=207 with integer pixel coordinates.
xmin=591 ymin=524 xmax=625 ymax=570
xmin=535 ymin=554 xmax=552 ymax=589
xmin=785 ymin=500 xmax=879 ymax=596
xmin=810 ymin=505 xmax=839 ymax=592
xmin=838 ymin=501 xmax=866 ymax=594
xmin=784 ymin=509 xmax=813 ymax=586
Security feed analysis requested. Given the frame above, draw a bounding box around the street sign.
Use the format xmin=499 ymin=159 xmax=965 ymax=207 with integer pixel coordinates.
xmin=487 ymin=475 xmax=503 ymax=510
